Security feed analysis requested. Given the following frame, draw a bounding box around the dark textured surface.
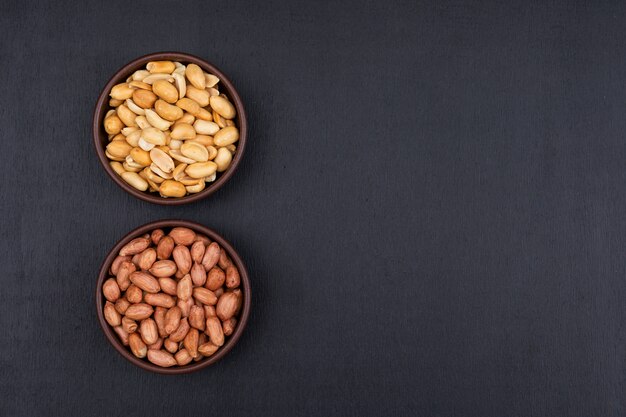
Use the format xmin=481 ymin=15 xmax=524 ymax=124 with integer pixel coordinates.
xmin=1 ymin=1 xmax=625 ymax=416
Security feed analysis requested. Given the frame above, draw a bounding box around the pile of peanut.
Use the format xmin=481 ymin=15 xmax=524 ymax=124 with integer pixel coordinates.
xmin=103 ymin=61 xmax=239 ymax=197
xmin=102 ymin=227 xmax=243 ymax=367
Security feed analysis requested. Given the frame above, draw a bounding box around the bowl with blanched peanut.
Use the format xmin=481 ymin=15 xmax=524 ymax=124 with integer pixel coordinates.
xmin=93 ymin=52 xmax=247 ymax=205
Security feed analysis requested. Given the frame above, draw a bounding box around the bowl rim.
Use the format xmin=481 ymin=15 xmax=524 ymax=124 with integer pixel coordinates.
xmin=92 ymin=51 xmax=248 ymax=205
xmin=95 ymin=219 xmax=251 ymax=374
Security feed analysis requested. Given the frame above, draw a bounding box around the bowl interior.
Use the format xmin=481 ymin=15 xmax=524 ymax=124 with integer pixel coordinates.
xmin=96 ymin=219 xmax=251 ymax=374
xmin=93 ymin=52 xmax=248 ymax=205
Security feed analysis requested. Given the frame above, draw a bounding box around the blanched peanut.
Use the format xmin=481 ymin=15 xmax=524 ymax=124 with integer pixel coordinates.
xmin=172 ymin=163 xmax=188 ymax=181
xmin=142 ymin=74 xmax=174 ymax=84
xmin=132 ymin=70 xmax=150 ymax=81
xmin=169 ymin=139 xmax=182 ymax=150
xmin=206 ymin=146 xmax=218 ymax=160
xmin=159 ymin=180 xmax=186 ymax=197
xmin=150 ymin=163 xmax=173 ymax=180
xmin=129 ymin=80 xmax=151 ymax=90
xmin=190 ymin=135 xmax=214 ymax=146
xmin=212 ymin=111 xmax=226 ymax=128
xmin=193 ymin=120 xmax=219 ymax=135
xmin=179 ymin=112 xmax=196 ymax=124
xmin=126 ymin=98 xmax=145 ymax=115
xmin=155 ymin=100 xmax=183 ymax=121
xmin=171 ymin=123 xmax=196 ymax=140
xmin=195 ymin=108 xmax=213 ymax=121
xmin=130 ymin=148 xmax=152 ymax=167
xmin=143 ymin=167 xmax=165 ymax=184
xmin=213 ymin=126 xmax=239 ymax=147
xmin=179 ymin=176 xmax=201 ymax=186
xmin=133 ymin=89 xmax=157 ymax=109
xmin=125 ymin=155 xmax=143 ymax=169
xmin=205 ymin=73 xmax=220 ymax=88
xmin=135 ymin=116 xmax=151 ymax=130
xmin=185 ymin=161 xmax=217 ymax=179
xmin=110 ymin=161 xmax=126 ymax=175
xmin=110 ymin=83 xmax=135 ymax=100
xmin=117 ymin=104 xmax=137 ymax=127
xmin=141 ymin=127 xmax=167 ymax=146
xmin=121 ymin=172 xmax=149 ymax=191
xmin=145 ymin=109 xmax=173 ymax=131
xmin=107 ymin=141 xmax=133 ymax=159
xmin=176 ymin=98 xmax=200 ymax=115
xmin=172 ymin=72 xmax=186 ymax=99
xmin=214 ymin=147 xmax=232 ymax=172
xmin=104 ymin=114 xmax=124 ymax=134
xmin=138 ymin=137 xmax=155 ymax=151
xmin=123 ymin=161 xmax=141 ymax=172
xmin=180 ymin=142 xmax=209 ymax=162
xmin=185 ymin=64 xmax=206 ymax=89
xmin=186 ymin=180 xmax=205 ymax=194
xmin=150 ymin=148 xmax=175 ymax=173
xmin=153 ymin=80 xmax=179 ymax=104
xmin=185 ymin=86 xmax=210 ymax=107
xmin=106 ymin=151 xmax=123 ymax=162
xmin=169 ymin=149 xmax=196 ymax=164
xmin=209 ymin=96 xmax=236 ymax=119
xmin=146 ymin=61 xmax=176 ymax=74
xmin=121 ymin=126 xmax=138 ymax=136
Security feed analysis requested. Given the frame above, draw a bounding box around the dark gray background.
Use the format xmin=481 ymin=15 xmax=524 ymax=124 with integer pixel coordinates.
xmin=1 ymin=0 xmax=625 ymax=416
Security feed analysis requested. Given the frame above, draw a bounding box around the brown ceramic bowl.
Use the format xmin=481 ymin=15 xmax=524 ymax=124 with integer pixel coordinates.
xmin=95 ymin=219 xmax=251 ymax=374
xmin=93 ymin=52 xmax=248 ymax=205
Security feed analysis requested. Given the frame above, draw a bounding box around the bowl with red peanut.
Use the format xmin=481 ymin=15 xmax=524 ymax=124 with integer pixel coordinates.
xmin=96 ymin=220 xmax=251 ymax=374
